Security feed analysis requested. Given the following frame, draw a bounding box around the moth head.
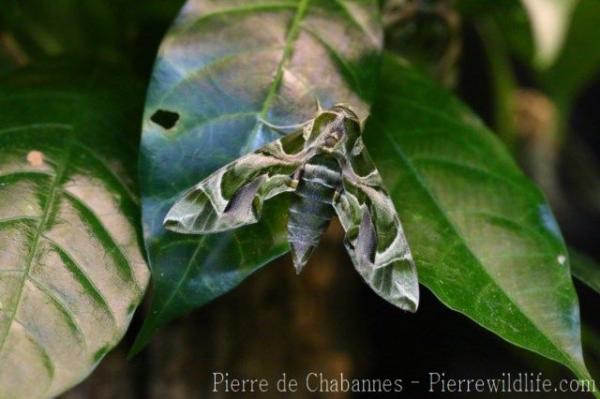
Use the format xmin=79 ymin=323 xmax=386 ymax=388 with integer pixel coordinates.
xmin=307 ymin=104 xmax=362 ymax=153
xmin=328 ymin=104 xmax=362 ymax=155
xmin=306 ymin=110 xmax=338 ymax=144
xmin=330 ymin=104 xmax=359 ymax=121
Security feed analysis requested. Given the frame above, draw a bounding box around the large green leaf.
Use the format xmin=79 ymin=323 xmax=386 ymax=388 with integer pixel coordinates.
xmin=134 ymin=0 xmax=383 ymax=352
xmin=365 ymin=54 xmax=593 ymax=384
xmin=0 ymin=65 xmax=149 ymax=398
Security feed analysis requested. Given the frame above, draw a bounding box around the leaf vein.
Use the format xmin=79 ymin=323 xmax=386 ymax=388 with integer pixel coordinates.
xmin=26 ymin=277 xmax=87 ymax=348
xmin=0 ymin=123 xmax=72 ymax=136
xmin=302 ymin=27 xmax=364 ymax=98
xmin=175 ymin=2 xmax=298 ymax=36
xmin=0 ymin=133 xmax=72 ymax=359
xmin=244 ymin=0 xmax=311 ymax=150
xmin=156 ymin=45 xmax=284 ymax=108
xmin=62 ymin=191 xmax=141 ymax=293
xmin=71 ymin=142 xmax=139 ymax=206
xmin=43 ymin=236 xmax=118 ymax=325
xmin=13 ymin=318 xmax=55 ymax=384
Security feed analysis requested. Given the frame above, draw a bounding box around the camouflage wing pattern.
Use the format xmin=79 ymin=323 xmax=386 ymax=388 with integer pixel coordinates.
xmin=334 ymin=141 xmax=419 ymax=312
xmin=164 ymin=104 xmax=419 ymax=312
xmin=164 ymin=130 xmax=310 ymax=234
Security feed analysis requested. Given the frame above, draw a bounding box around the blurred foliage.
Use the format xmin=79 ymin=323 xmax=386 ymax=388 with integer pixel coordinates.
xmin=457 ymin=0 xmax=535 ymax=66
xmin=383 ymin=0 xmax=461 ymax=86
xmin=520 ymin=0 xmax=578 ymax=68
xmin=457 ymin=0 xmax=600 ymax=133
xmin=541 ymin=0 xmax=600 ymax=116
xmin=0 ymin=0 xmax=184 ymax=72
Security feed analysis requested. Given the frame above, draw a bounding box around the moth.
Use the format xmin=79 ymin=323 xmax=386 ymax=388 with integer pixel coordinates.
xmin=164 ymin=105 xmax=419 ymax=312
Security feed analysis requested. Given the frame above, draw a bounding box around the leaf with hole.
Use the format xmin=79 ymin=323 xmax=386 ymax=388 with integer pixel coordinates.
xmin=133 ymin=0 xmax=383 ymax=352
xmin=364 ymin=54 xmax=594 ymax=387
xmin=0 ymin=65 xmax=149 ymax=398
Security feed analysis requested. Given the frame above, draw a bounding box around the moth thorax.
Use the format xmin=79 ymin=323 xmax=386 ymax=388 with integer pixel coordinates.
xmin=324 ymin=128 xmax=343 ymax=147
xmin=330 ymin=104 xmax=359 ymax=120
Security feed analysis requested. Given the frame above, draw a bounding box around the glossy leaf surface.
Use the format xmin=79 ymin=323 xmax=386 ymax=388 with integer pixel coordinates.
xmin=365 ymin=54 xmax=592 ymax=382
xmin=0 ymin=66 xmax=149 ymax=398
xmin=135 ymin=0 xmax=382 ymax=351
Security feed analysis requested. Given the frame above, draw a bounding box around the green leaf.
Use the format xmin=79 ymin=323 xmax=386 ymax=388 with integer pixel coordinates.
xmin=570 ymin=249 xmax=600 ymax=295
xmin=520 ymin=0 xmax=578 ymax=68
xmin=134 ymin=0 xmax=383 ymax=353
xmin=0 ymin=65 xmax=149 ymax=398
xmin=365 ymin=54 xmax=593 ymax=384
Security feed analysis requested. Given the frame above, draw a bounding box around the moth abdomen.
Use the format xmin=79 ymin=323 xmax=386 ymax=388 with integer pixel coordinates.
xmin=301 ymin=163 xmax=341 ymax=188
xmin=288 ymin=155 xmax=342 ymax=272
xmin=288 ymin=195 xmax=333 ymax=273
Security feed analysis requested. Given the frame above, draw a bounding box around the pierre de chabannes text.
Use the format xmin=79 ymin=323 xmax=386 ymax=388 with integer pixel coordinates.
xmin=212 ymin=371 xmax=596 ymax=394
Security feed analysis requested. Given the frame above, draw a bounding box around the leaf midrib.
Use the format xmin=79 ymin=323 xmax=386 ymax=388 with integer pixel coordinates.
xmin=0 ymin=126 xmax=73 ymax=372
xmin=380 ymin=124 xmax=587 ymax=378
xmin=244 ymin=0 xmax=311 ymax=150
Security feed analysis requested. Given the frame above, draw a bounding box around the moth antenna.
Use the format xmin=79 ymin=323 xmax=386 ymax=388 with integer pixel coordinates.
xmin=315 ymin=97 xmax=323 ymax=113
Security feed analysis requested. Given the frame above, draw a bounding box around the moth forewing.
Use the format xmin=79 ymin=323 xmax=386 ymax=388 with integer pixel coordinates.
xmin=163 ymin=131 xmax=312 ymax=234
xmin=334 ymin=187 xmax=419 ymax=312
xmin=332 ymin=189 xmax=363 ymax=237
xmin=334 ymin=145 xmax=420 ymax=312
xmin=355 ymin=208 xmax=378 ymax=265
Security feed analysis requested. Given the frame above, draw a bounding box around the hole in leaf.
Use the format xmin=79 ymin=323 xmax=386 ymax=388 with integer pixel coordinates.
xmin=151 ymin=109 xmax=179 ymax=129
xmin=26 ymin=150 xmax=45 ymax=167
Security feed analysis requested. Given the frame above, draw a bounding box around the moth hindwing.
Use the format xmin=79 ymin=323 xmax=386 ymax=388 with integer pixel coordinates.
xmin=164 ymin=105 xmax=420 ymax=312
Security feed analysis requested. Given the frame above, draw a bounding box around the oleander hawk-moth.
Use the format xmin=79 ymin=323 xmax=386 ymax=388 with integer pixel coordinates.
xmin=164 ymin=105 xmax=419 ymax=312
